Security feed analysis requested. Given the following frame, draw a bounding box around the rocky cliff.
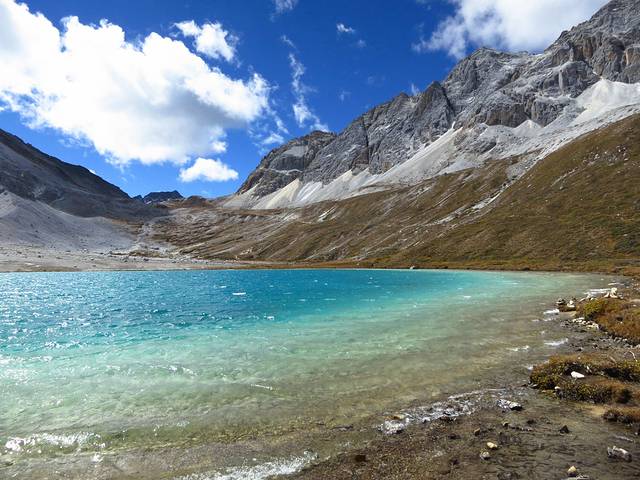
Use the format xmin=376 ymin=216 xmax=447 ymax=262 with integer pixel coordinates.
xmin=0 ymin=129 xmax=155 ymax=220
xmin=233 ymin=0 xmax=640 ymax=205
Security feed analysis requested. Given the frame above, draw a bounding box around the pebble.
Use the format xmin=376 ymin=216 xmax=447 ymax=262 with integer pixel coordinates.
xmin=560 ymin=425 xmax=570 ymax=434
xmin=380 ymin=420 xmax=405 ymax=435
xmin=567 ymin=465 xmax=578 ymax=477
xmin=497 ymin=399 xmax=523 ymax=411
xmin=479 ymin=451 xmax=491 ymax=460
xmin=607 ymin=446 xmax=632 ymax=462
xmin=571 ymin=371 xmax=585 ymax=379
xmin=487 ymin=442 xmax=499 ymax=450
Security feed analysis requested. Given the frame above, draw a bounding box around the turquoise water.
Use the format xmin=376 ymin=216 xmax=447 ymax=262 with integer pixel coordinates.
xmin=0 ymin=269 xmax=612 ymax=478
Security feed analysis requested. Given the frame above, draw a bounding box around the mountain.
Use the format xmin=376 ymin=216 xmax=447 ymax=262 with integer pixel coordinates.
xmin=136 ymin=191 xmax=184 ymax=205
xmin=228 ymin=0 xmax=640 ymax=210
xmin=155 ymin=112 xmax=640 ymax=270
xmin=152 ymin=0 xmax=640 ymax=271
xmin=0 ymin=129 xmax=158 ymax=250
xmin=0 ymin=129 xmax=154 ymax=219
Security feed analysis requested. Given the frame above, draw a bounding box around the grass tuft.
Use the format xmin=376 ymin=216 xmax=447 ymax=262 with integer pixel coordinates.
xmin=577 ymin=298 xmax=640 ymax=345
xmin=603 ymin=406 xmax=640 ymax=424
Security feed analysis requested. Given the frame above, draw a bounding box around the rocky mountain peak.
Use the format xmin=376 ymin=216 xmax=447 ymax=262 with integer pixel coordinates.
xmin=234 ymin=0 xmax=640 ymax=204
xmin=237 ymin=130 xmax=336 ymax=196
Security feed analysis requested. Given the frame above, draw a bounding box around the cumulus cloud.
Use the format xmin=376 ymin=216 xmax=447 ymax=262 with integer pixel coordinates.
xmin=273 ymin=0 xmax=298 ymax=14
xmin=175 ymin=20 xmax=237 ymax=62
xmin=289 ymin=53 xmax=328 ymax=132
xmin=0 ymin=0 xmax=270 ymax=167
xmin=336 ymin=23 xmax=356 ymax=35
xmin=414 ymin=0 xmax=608 ymax=59
xmin=179 ymin=157 xmax=239 ymax=182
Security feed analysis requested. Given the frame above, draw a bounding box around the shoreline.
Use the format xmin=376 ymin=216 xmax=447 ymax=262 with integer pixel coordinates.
xmin=283 ymin=283 xmax=640 ymax=479
xmin=1 ymin=245 xmax=637 ymax=277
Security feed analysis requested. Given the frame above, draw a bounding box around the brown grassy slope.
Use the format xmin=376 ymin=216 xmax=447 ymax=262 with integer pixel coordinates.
xmin=397 ymin=114 xmax=640 ymax=267
xmin=155 ymin=114 xmax=640 ymax=271
xmin=155 ymin=160 xmax=511 ymax=263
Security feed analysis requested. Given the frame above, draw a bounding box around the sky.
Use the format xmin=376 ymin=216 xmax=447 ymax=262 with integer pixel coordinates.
xmin=0 ymin=0 xmax=609 ymax=198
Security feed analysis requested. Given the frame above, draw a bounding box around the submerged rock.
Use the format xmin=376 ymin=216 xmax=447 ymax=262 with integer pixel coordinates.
xmin=497 ymin=399 xmax=523 ymax=411
xmin=607 ymin=446 xmax=632 ymax=462
xmin=380 ymin=420 xmax=405 ymax=435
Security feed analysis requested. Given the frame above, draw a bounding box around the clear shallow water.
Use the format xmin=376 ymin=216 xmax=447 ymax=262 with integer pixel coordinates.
xmin=0 ymin=269 xmax=613 ymax=478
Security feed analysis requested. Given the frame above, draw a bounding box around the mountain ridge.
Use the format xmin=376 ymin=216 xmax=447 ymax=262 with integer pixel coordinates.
xmin=0 ymin=128 xmax=156 ymax=220
xmin=230 ymin=0 xmax=640 ymax=208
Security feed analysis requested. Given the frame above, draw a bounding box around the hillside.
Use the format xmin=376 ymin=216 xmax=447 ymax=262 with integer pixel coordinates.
xmin=153 ymin=113 xmax=640 ymax=272
xmin=0 ymin=128 xmax=159 ymax=252
xmin=0 ymin=129 xmax=155 ymax=219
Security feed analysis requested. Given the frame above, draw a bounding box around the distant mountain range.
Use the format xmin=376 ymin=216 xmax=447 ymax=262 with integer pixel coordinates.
xmin=134 ymin=191 xmax=184 ymax=205
xmin=2 ymin=0 xmax=640 ymax=270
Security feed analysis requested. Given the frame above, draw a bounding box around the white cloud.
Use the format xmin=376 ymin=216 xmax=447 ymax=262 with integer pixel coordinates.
xmin=336 ymin=23 xmax=356 ymax=35
xmin=289 ymin=53 xmax=328 ymax=132
xmin=280 ymin=34 xmax=296 ymax=49
xmin=415 ymin=0 xmax=608 ymax=59
xmin=0 ymin=0 xmax=270 ymax=167
xmin=179 ymin=157 xmax=239 ymax=182
xmin=274 ymin=0 xmax=298 ymax=14
xmin=175 ymin=20 xmax=237 ymax=62
xmin=338 ymin=90 xmax=351 ymax=102
xmin=337 ymin=23 xmax=366 ymax=48
xmin=261 ymin=132 xmax=285 ymax=146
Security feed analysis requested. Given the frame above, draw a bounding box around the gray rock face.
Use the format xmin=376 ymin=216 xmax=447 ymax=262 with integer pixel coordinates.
xmin=239 ymin=0 xmax=640 ymax=198
xmin=139 ymin=191 xmax=184 ymax=204
xmin=0 ymin=129 xmax=156 ymax=220
xmin=237 ymin=131 xmax=335 ymax=196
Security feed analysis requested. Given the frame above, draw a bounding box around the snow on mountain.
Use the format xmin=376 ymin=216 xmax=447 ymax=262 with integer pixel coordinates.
xmin=228 ymin=0 xmax=640 ymax=210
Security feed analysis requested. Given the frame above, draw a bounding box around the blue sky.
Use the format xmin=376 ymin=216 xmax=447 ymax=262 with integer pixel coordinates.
xmin=0 ymin=0 xmax=607 ymax=198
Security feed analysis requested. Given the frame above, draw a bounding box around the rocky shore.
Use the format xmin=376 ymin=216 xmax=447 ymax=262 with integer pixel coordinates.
xmin=283 ymin=284 xmax=640 ymax=480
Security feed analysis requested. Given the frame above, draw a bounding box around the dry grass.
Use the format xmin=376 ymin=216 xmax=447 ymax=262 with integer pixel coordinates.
xmin=558 ymin=377 xmax=634 ymax=404
xmin=578 ymin=298 xmax=640 ymax=344
xmin=531 ymin=353 xmax=640 ymax=405
xmin=603 ymin=406 xmax=640 ymax=424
